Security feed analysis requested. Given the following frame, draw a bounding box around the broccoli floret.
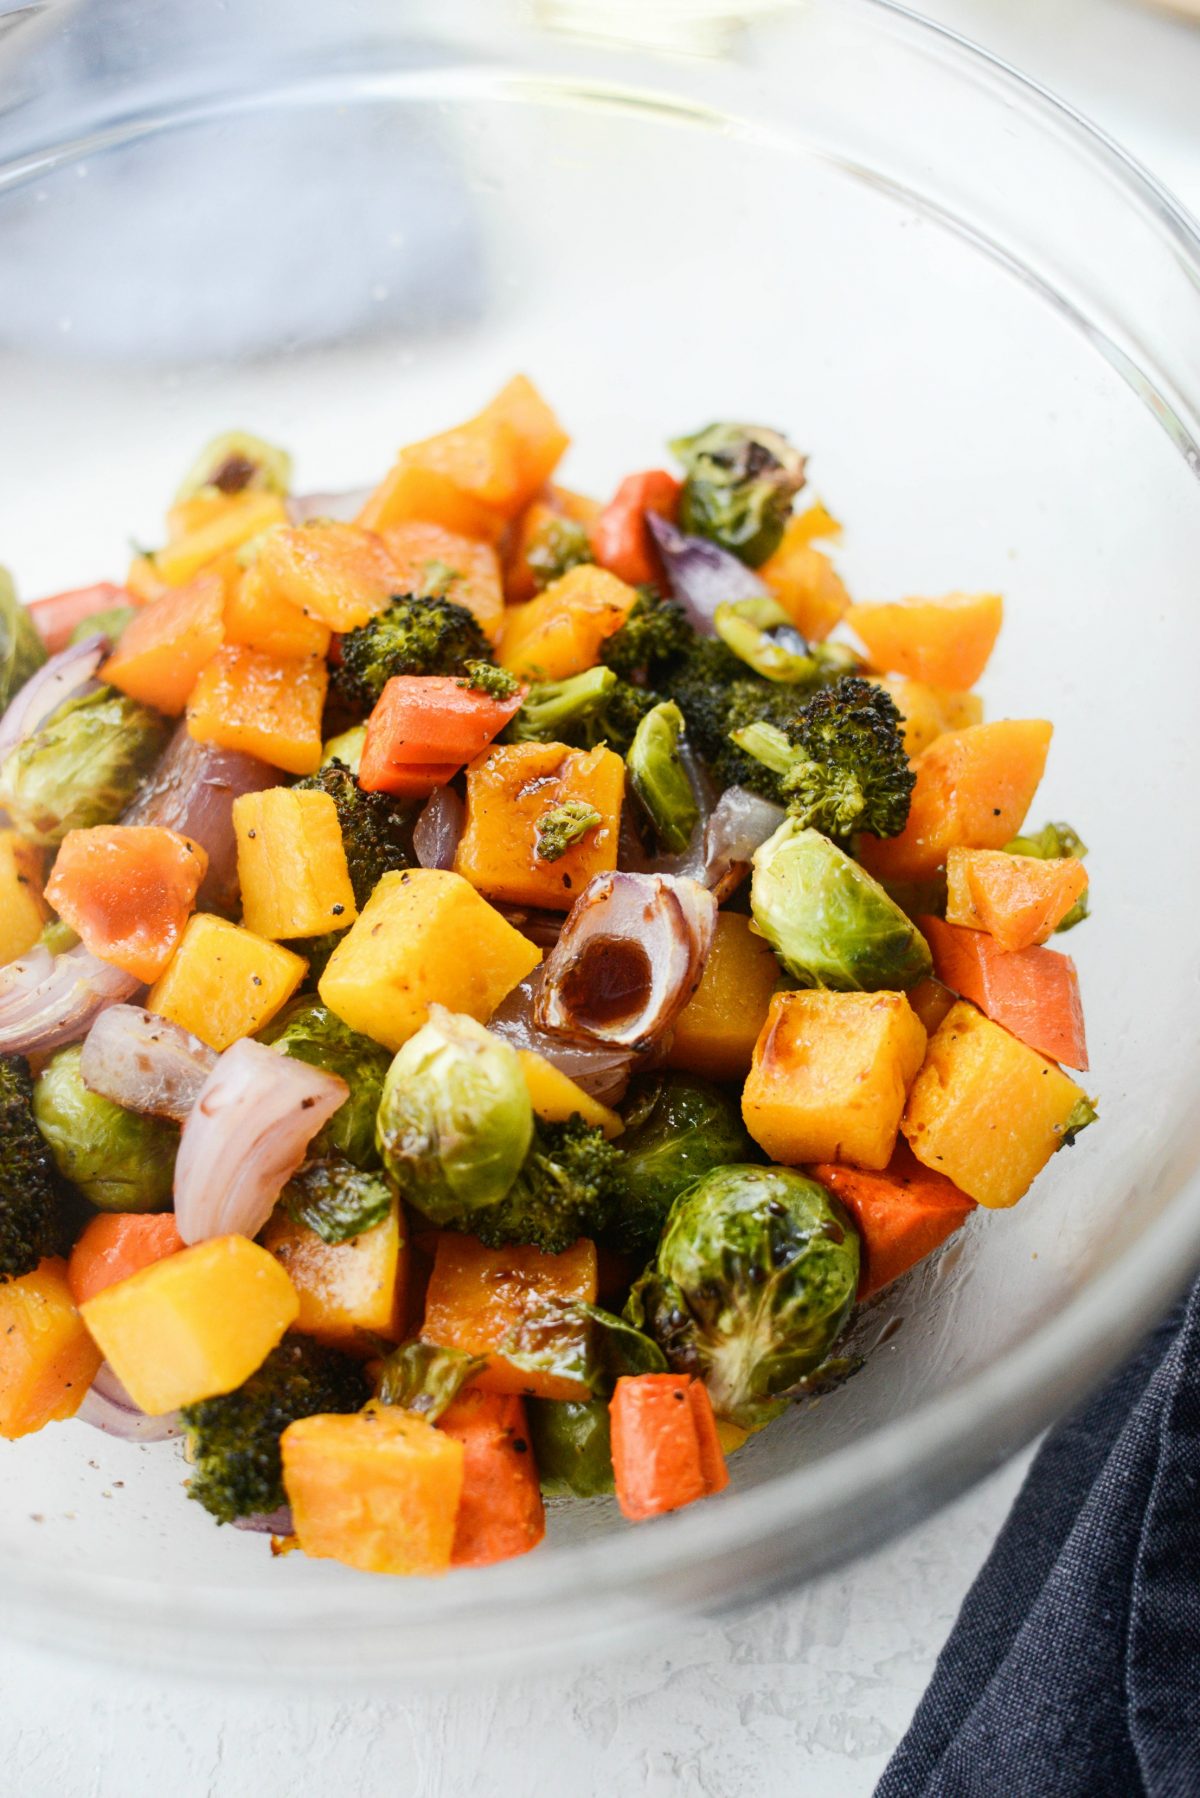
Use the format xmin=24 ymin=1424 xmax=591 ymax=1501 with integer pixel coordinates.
xmin=733 ymin=676 xmax=914 ymax=837
xmin=535 ymin=800 xmax=602 ymax=863
xmin=0 ymin=1054 xmax=63 ymax=1281
xmin=601 ymin=589 xmax=694 ymax=681
xmin=665 ymin=635 xmax=799 ymax=799
xmin=293 ymin=760 xmax=415 ymax=909
xmin=505 ymin=663 xmax=661 ymax=758
xmin=331 ymin=594 xmax=489 ymax=717
xmin=526 ymin=514 xmax=594 ymax=590
xmin=462 ymin=1116 xmax=624 ymax=1256
xmin=180 ymin=1337 xmax=370 ymax=1524
xmin=458 ymin=660 xmax=520 ymax=702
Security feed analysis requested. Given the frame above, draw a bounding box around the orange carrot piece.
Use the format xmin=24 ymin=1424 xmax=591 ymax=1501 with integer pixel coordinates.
xmin=102 ymin=572 xmax=226 ymax=714
xmin=358 ymin=674 xmax=522 ymax=797
xmin=920 ymin=914 xmax=1088 ymax=1070
xmin=609 ymin=1374 xmax=728 ymax=1522
xmin=945 ymin=847 xmax=1088 ymax=952
xmin=45 ymin=825 xmax=208 ymax=982
xmin=422 ymin=1234 xmax=598 ymax=1402
xmin=28 ymin=582 xmax=133 ymax=653
xmin=808 ymin=1143 xmax=975 ymax=1300
xmin=186 ymin=645 xmax=327 ymax=775
xmin=67 ymin=1212 xmax=186 ymax=1308
xmin=437 ymin=1389 xmax=546 ymax=1567
xmin=590 ymin=470 xmax=681 ymax=587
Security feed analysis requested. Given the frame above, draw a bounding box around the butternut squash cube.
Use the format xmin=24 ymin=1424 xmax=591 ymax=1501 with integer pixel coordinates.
xmin=454 ymin=740 xmax=624 ymax=910
xmin=0 ymin=829 xmax=49 ymax=965
xmin=102 ymin=571 xmax=227 ymax=715
xmin=224 ymin=561 xmax=331 ymax=660
xmin=902 ymin=1000 xmax=1088 ymax=1208
xmin=139 ymin=490 xmax=288 ymax=589
xmin=498 ymin=565 xmax=639 ymax=681
xmin=79 ymin=1234 xmax=299 ymax=1414
xmin=759 ymin=525 xmax=850 ymax=643
xmin=848 ymin=592 xmax=1004 ymax=690
xmin=378 ymin=519 xmax=504 ymax=642
xmin=478 ymin=374 xmax=570 ymax=514
xmin=282 ymin=1404 xmax=464 ymax=1576
xmin=186 ymin=644 xmax=327 ymax=776
xmin=876 ymin=678 xmax=985 ymax=759
xmin=422 ymin=1233 xmax=598 ymax=1402
xmin=319 ymin=868 xmax=540 ymax=1052
xmin=945 ymin=846 xmax=1089 ymax=952
xmin=517 ymin=1048 xmax=623 ymax=1139
xmin=233 ymin=788 xmax=357 ymax=941
xmin=146 ymin=911 xmax=306 ymax=1049
xmin=666 ymin=912 xmax=781 ymax=1083
xmin=356 ymin=454 xmax=509 ymax=544
xmin=261 ymin=1197 xmax=406 ymax=1350
xmin=0 ymin=1257 xmax=102 ymax=1439
xmin=743 ymin=989 xmax=927 ymax=1171
xmin=255 ymin=521 xmax=398 ymax=634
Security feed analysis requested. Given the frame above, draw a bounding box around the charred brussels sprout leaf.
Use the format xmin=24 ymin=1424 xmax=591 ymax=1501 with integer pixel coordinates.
xmin=0 ymin=567 xmax=48 ymax=712
xmin=374 ymin=1340 xmax=486 ymax=1421
xmin=33 ymin=1045 xmax=176 ymax=1213
xmin=282 ymin=1155 xmax=393 ymax=1244
xmin=527 ymin=1398 xmax=615 ymax=1497
xmin=375 ymin=1006 xmax=534 ymax=1227
xmin=175 ymin=429 xmax=293 ymax=501
xmin=0 ymin=685 xmax=169 ymax=847
xmin=1057 ymin=1095 xmax=1099 ymax=1148
xmin=501 ymin=1299 xmax=666 ymax=1397
xmin=68 ymin=606 xmax=136 ymax=649
xmin=626 ymin=1164 xmax=860 ymax=1429
xmin=606 ymin=1073 xmax=754 ymax=1259
xmin=714 ymin=597 xmax=817 ymax=684
xmin=670 ymin=423 xmax=807 ymax=567
xmin=261 ymin=997 xmax=392 ymax=1168
xmin=751 ymin=820 xmax=932 ymax=991
xmin=626 ymin=701 xmax=699 ymax=854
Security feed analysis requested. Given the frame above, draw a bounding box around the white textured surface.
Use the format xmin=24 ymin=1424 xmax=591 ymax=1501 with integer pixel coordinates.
xmin=2 ymin=5 xmax=1198 ymax=1794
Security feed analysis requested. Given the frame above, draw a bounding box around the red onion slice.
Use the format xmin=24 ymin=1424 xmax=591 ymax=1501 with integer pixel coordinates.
xmin=0 ymin=631 xmax=109 ymax=765
xmin=0 ymin=943 xmax=140 ymax=1055
xmin=232 ymin=1505 xmax=295 ymax=1536
xmin=286 ymin=486 xmax=372 ymax=525
xmin=123 ymin=723 xmax=277 ymax=915
xmin=413 ymin=784 xmax=465 ymax=870
xmin=174 ymin=1038 xmax=349 ymax=1244
xmin=76 ymin=1363 xmax=183 ymax=1441
xmin=81 ymin=1004 xmax=218 ymax=1122
xmin=535 ymin=871 xmax=717 ymax=1051
xmin=646 ymin=513 xmax=768 ymax=632
xmin=492 ymin=904 xmax=564 ymax=952
xmin=703 ymin=786 xmax=786 ymax=888
xmin=488 ymin=970 xmax=634 ymax=1105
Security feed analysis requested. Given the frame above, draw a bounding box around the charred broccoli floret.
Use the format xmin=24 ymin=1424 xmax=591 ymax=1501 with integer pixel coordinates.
xmin=734 ymin=676 xmax=914 ymax=839
xmin=331 ymin=594 xmax=489 ymax=716
xmin=601 ymin=589 xmax=694 ymax=681
xmin=292 ymin=760 xmax=415 ymax=909
xmin=458 ymin=660 xmax=520 ymax=702
xmin=0 ymin=1053 xmax=64 ymax=1281
xmin=535 ymin=800 xmax=603 ymax=863
xmin=525 ymin=514 xmax=594 ymax=590
xmin=180 ymin=1337 xmax=370 ymax=1524
xmin=464 ymin=1116 xmax=625 ymax=1256
xmin=666 ymin=636 xmax=801 ymax=799
xmin=505 ymin=663 xmax=661 ymax=757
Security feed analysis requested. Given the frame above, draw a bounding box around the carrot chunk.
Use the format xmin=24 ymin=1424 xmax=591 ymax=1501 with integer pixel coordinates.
xmin=437 ymin=1389 xmax=546 ymax=1567
xmin=808 ymin=1143 xmax=975 ymax=1300
xmin=590 ymin=470 xmax=681 ymax=587
xmin=45 ymin=825 xmax=208 ymax=982
xmin=67 ymin=1212 xmax=186 ymax=1308
xmin=609 ymin=1373 xmax=728 ymax=1522
xmin=920 ymin=914 xmax=1088 ymax=1070
xmin=358 ymin=675 xmax=522 ymax=797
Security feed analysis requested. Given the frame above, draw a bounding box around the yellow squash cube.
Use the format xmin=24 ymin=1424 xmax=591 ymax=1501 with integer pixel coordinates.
xmin=743 ymin=990 xmax=927 ymax=1171
xmin=759 ymin=526 xmax=850 ymax=643
xmin=319 ymin=869 xmax=540 ymax=1052
xmin=454 ymin=740 xmax=624 ymax=911
xmin=902 ymin=1000 xmax=1088 ymax=1208
xmin=139 ymin=490 xmax=288 ymax=589
xmin=517 ymin=1048 xmax=623 ymax=1139
xmin=666 ymin=913 xmax=781 ymax=1083
xmin=261 ymin=1197 xmax=406 ymax=1349
xmin=0 ymin=830 xmax=49 ymax=965
xmin=233 ymin=788 xmax=358 ymax=941
xmin=79 ymin=1235 xmax=299 ymax=1414
xmin=876 ymin=678 xmax=984 ymax=760
xmin=146 ymin=912 xmax=307 ymax=1049
xmin=282 ymin=1404 xmax=465 ymax=1576
xmin=0 ymin=1257 xmax=103 ymax=1440
xmin=224 ymin=561 xmax=332 ymax=661
xmin=498 ymin=565 xmax=639 ymax=681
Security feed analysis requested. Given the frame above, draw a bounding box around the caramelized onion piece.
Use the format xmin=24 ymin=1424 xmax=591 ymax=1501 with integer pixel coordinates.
xmin=413 ymin=784 xmax=465 ymax=870
xmin=123 ymin=722 xmax=277 ymax=915
xmin=535 ymin=871 xmax=717 ymax=1051
xmin=487 ymin=971 xmax=633 ymax=1104
xmin=0 ymin=943 xmax=140 ymax=1055
xmin=81 ymin=1004 xmax=218 ymax=1122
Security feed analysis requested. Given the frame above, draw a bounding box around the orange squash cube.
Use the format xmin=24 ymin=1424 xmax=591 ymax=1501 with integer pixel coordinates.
xmin=233 ymin=787 xmax=357 ymax=941
xmin=498 ymin=564 xmax=640 ymax=681
xmin=902 ymin=1001 xmax=1089 ymax=1208
xmin=102 ymin=571 xmax=226 ymax=714
xmin=224 ymin=561 xmax=331 ymax=660
xmin=255 ymin=521 xmax=399 ymax=633
xmin=356 ymin=454 xmax=510 ymax=543
xmin=517 ymin=1048 xmax=623 ymax=1139
xmin=743 ymin=989 xmax=927 ymax=1171
xmin=478 ymin=375 xmax=570 ymax=515
xmin=44 ymin=825 xmax=208 ymax=983
xmin=666 ymin=912 xmax=781 ymax=1083
xmin=146 ymin=912 xmax=307 ymax=1049
xmin=945 ymin=846 xmax=1089 ymax=952
xmin=876 ymin=678 xmax=984 ymax=759
xmin=186 ymin=644 xmax=327 ymax=775
xmin=139 ymin=490 xmax=288 ymax=589
xmin=377 ymin=519 xmax=504 ymax=641
xmin=858 ymin=719 xmax=1053 ymax=885
xmin=282 ymin=1404 xmax=464 ymax=1576
xmin=0 ymin=829 xmax=49 ymax=965
xmin=847 ymin=592 xmax=1004 ymax=690
xmin=422 ymin=1233 xmax=598 ymax=1402
xmin=759 ymin=523 xmax=850 ymax=643
xmin=454 ymin=740 xmax=624 ymax=910
xmin=261 ymin=1196 xmax=406 ymax=1350
xmin=0 ymin=1257 xmax=102 ymax=1439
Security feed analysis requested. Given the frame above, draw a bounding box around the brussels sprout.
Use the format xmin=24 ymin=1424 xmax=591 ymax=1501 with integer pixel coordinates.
xmin=174 ymin=429 xmax=292 ymax=501
xmin=0 ymin=566 xmax=47 ymax=713
xmin=68 ymin=605 xmax=135 ymax=649
xmin=33 ymin=1045 xmax=177 ymax=1212
xmin=321 ymin=725 xmax=366 ymax=775
xmin=670 ymin=423 xmax=807 ymax=567
xmin=714 ymin=598 xmax=815 ymax=684
xmin=375 ymin=1006 xmax=534 ymax=1227
xmin=626 ymin=701 xmax=699 ymax=853
xmin=501 ymin=1299 xmax=666 ymax=1396
xmin=527 ymin=1399 xmax=615 ymax=1497
xmin=261 ymin=998 xmax=391 ymax=1168
xmin=751 ymin=820 xmax=931 ymax=991
xmin=626 ymin=1164 xmax=859 ymax=1429
xmin=607 ymin=1073 xmax=754 ymax=1258
xmin=374 ymin=1340 xmax=485 ymax=1421
xmin=282 ymin=1154 xmax=393 ymax=1243
xmin=0 ymin=685 xmax=169 ymax=847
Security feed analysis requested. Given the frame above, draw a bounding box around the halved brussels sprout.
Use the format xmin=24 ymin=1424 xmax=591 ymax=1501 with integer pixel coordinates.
xmin=527 ymin=1398 xmax=615 ymax=1497
xmin=715 ymin=597 xmax=814 ymax=683
xmin=34 ymin=1044 xmax=177 ymax=1212
xmin=0 ymin=567 xmax=47 ymax=713
xmin=751 ymin=820 xmax=931 ymax=991
xmin=261 ymin=997 xmax=391 ymax=1169
xmin=626 ymin=1163 xmax=860 ymax=1429
xmin=174 ymin=430 xmax=292 ymax=502
xmin=375 ymin=1006 xmax=534 ymax=1227
xmin=374 ymin=1341 xmax=485 ymax=1421
xmin=626 ymin=700 xmax=699 ymax=854
xmin=670 ymin=422 xmax=807 ymax=566
xmin=0 ymin=686 xmax=169 ymax=847
xmin=607 ymin=1072 xmax=753 ymax=1258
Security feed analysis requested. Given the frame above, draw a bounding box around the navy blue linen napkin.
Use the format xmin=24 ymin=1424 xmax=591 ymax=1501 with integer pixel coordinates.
xmin=877 ymin=1275 xmax=1200 ymax=1798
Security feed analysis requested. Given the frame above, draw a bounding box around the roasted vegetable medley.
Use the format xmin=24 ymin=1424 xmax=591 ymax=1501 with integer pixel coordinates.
xmin=0 ymin=380 xmax=1095 ymax=1575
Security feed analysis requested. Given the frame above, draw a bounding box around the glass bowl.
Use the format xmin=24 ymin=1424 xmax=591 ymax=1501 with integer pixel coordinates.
xmin=2 ymin=0 xmax=1199 ymax=1683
